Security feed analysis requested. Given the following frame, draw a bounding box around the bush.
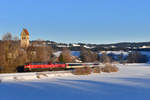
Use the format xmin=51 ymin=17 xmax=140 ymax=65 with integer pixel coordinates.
xmin=127 ymin=51 xmax=149 ymax=63
xmin=72 ymin=67 xmax=92 ymax=75
xmin=102 ymin=64 xmax=119 ymax=73
xmin=93 ymin=67 xmax=101 ymax=73
xmin=58 ymin=48 xmax=72 ymax=63
xmin=80 ymin=48 xmax=98 ymax=62
xmin=36 ymin=73 xmax=48 ymax=79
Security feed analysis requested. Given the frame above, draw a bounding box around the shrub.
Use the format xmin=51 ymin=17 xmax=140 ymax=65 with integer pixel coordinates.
xmin=72 ymin=67 xmax=92 ymax=75
xmin=127 ymin=51 xmax=149 ymax=63
xmin=102 ymin=64 xmax=119 ymax=73
xmin=80 ymin=48 xmax=98 ymax=62
xmin=93 ymin=67 xmax=101 ymax=73
xmin=99 ymin=53 xmax=111 ymax=63
xmin=36 ymin=73 xmax=48 ymax=78
xmin=58 ymin=48 xmax=72 ymax=63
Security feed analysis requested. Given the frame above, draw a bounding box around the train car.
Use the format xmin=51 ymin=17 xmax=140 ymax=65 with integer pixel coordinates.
xmin=24 ymin=62 xmax=66 ymax=71
xmin=84 ymin=63 xmax=100 ymax=68
xmin=66 ymin=63 xmax=85 ymax=69
xmin=82 ymin=63 xmax=94 ymax=68
xmin=66 ymin=63 xmax=100 ymax=69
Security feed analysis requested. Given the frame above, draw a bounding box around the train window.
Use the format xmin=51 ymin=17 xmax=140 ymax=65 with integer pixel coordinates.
xmin=31 ymin=63 xmax=40 ymax=65
xmin=94 ymin=63 xmax=99 ymax=65
xmin=68 ymin=64 xmax=82 ymax=66
xmin=31 ymin=62 xmax=49 ymax=65
xmin=41 ymin=62 xmax=49 ymax=64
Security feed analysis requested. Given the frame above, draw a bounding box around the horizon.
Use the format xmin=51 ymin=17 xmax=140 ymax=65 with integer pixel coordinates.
xmin=1 ymin=35 xmax=150 ymax=45
xmin=0 ymin=0 xmax=150 ymax=44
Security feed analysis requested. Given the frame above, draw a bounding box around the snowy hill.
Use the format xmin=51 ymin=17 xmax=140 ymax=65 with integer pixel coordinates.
xmin=53 ymin=51 xmax=80 ymax=57
xmin=0 ymin=64 xmax=150 ymax=100
xmin=53 ymin=50 xmax=150 ymax=58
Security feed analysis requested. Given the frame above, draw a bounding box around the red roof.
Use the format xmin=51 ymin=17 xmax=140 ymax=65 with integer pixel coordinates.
xmin=23 ymin=29 xmax=29 ymax=35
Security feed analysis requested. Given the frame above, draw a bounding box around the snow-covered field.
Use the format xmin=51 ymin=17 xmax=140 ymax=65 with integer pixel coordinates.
xmin=1 ymin=64 xmax=150 ymax=100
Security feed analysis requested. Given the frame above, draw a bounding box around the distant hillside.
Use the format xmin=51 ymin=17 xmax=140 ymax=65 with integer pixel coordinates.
xmin=30 ymin=40 xmax=150 ymax=51
xmin=1 ymin=40 xmax=150 ymax=51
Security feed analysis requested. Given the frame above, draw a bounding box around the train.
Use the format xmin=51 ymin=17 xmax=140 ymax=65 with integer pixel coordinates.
xmin=24 ymin=62 xmax=100 ymax=72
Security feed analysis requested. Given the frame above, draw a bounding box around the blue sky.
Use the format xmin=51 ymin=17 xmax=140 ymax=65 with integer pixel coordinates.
xmin=0 ymin=0 xmax=150 ymax=44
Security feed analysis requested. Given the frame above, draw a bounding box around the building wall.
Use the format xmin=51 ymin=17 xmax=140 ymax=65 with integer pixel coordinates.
xmin=21 ymin=30 xmax=29 ymax=48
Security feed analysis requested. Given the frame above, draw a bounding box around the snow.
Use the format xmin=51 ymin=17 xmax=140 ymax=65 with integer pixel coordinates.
xmin=140 ymin=51 xmax=150 ymax=57
xmin=0 ymin=71 xmax=73 ymax=81
xmin=1 ymin=64 xmax=150 ymax=100
xmin=53 ymin=51 xmax=80 ymax=57
xmin=54 ymin=51 xmax=150 ymax=59
xmin=99 ymin=51 xmax=150 ymax=57
xmin=99 ymin=51 xmax=129 ymax=56
xmin=53 ymin=51 xmax=62 ymax=57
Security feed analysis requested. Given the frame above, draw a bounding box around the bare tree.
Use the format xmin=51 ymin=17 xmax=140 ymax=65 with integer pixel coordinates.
xmin=127 ymin=51 xmax=148 ymax=63
xmin=0 ymin=33 xmax=27 ymax=73
xmin=27 ymin=44 xmax=53 ymax=63
xmin=58 ymin=48 xmax=72 ymax=63
xmin=80 ymin=48 xmax=98 ymax=62
xmin=2 ymin=32 xmax=12 ymax=41
xmin=13 ymin=36 xmax=19 ymax=41
xmin=99 ymin=53 xmax=111 ymax=63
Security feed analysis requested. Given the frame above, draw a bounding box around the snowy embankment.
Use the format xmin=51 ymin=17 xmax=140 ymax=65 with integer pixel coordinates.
xmin=0 ymin=71 xmax=73 ymax=82
xmin=1 ymin=64 xmax=150 ymax=100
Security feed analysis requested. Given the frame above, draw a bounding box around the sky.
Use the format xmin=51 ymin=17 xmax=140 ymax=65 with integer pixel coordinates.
xmin=0 ymin=0 xmax=150 ymax=44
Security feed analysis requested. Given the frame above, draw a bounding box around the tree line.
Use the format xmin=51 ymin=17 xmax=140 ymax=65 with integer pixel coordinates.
xmin=0 ymin=33 xmax=149 ymax=73
xmin=0 ymin=33 xmax=54 ymax=73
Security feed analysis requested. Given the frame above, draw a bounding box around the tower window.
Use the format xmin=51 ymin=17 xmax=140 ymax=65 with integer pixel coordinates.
xmin=22 ymin=37 xmax=26 ymax=39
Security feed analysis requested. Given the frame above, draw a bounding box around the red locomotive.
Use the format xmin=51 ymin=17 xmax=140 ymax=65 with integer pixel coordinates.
xmin=24 ymin=62 xmax=66 ymax=71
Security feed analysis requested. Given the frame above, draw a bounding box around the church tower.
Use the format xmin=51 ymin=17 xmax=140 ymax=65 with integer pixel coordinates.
xmin=21 ymin=28 xmax=30 ymax=48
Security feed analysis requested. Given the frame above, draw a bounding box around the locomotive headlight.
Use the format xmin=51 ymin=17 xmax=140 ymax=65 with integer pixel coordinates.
xmin=25 ymin=65 xmax=30 ymax=68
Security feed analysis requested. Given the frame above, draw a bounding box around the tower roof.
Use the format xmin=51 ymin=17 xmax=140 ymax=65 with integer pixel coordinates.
xmin=23 ymin=29 xmax=29 ymax=35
